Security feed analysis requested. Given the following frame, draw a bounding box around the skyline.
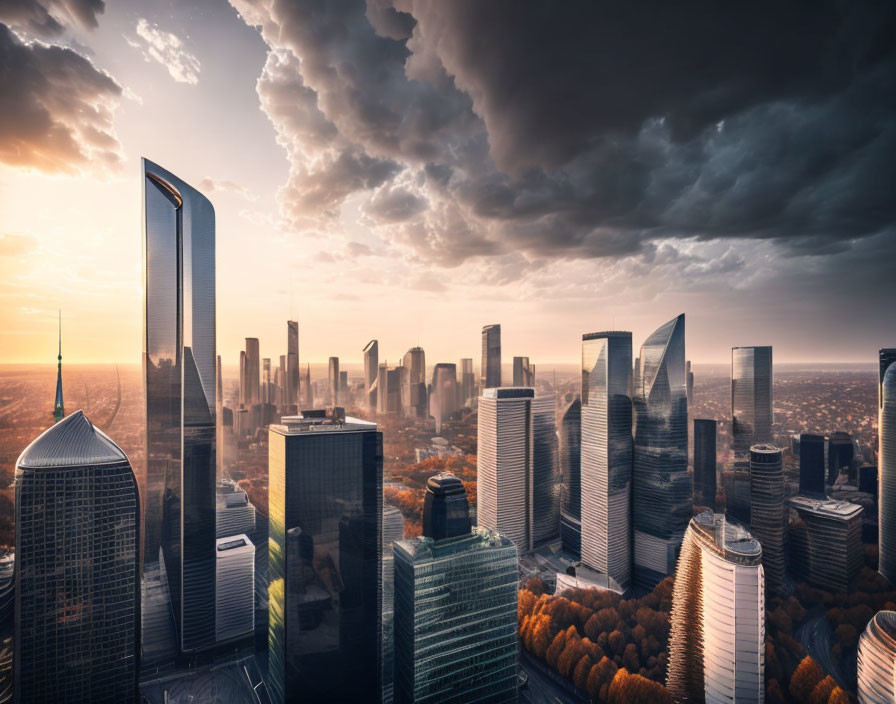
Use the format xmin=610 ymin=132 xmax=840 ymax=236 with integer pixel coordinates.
xmin=1 ymin=1 xmax=895 ymax=366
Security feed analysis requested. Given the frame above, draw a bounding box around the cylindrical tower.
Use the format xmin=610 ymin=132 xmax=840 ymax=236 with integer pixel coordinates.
xmin=880 ymin=363 xmax=896 ymax=585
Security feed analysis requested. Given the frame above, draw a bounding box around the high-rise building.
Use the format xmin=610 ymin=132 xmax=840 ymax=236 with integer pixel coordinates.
xmin=632 ymin=314 xmax=689 ymax=590
xmin=15 ymin=411 xmax=139 ymax=703
xmin=827 ymin=431 xmax=854 ymax=485
xmin=667 ymin=512 xmax=764 ymax=704
xmin=789 ymin=496 xmax=863 ymax=593
xmin=53 ymin=310 xmax=64 ymax=423
xmin=749 ymin=444 xmax=787 ymax=593
xmin=880 ymin=357 xmax=896 ymax=585
xmin=0 ymin=551 xmax=12 ymax=703
xmin=477 ymin=387 xmax=556 ymax=552
xmin=880 ymin=349 xmax=896 ymax=408
xmin=381 ymin=506 xmax=405 ymax=704
xmin=799 ymin=433 xmax=827 ymax=497
xmin=216 ymin=488 xmax=257 ymax=538
xmin=559 ymin=397 xmax=582 ymax=557
xmin=377 ymin=363 xmax=402 ymax=415
xmin=245 ymin=338 xmax=261 ymax=407
xmin=857 ymin=610 xmax=896 ymax=704
xmin=686 ymin=359 xmax=694 ymax=406
xmin=460 ymin=358 xmax=475 ymax=407
xmin=731 ymin=346 xmax=773 ymax=463
xmin=401 ymin=347 xmax=427 ymax=419
xmin=394 ymin=475 xmax=518 ymax=704
xmin=430 ymin=362 xmax=458 ymax=433
xmin=363 ymin=340 xmax=379 ymax=411
xmin=239 ymin=350 xmax=247 ymax=407
xmin=142 ymin=158 xmax=217 ymax=657
xmin=216 ymin=354 xmax=224 ymax=481
xmin=215 ymin=534 xmax=255 ymax=643
xmin=328 ymin=356 xmax=340 ymax=405
xmin=287 ymin=320 xmax=299 ymax=409
xmin=481 ymin=324 xmax=501 ymax=390
xmin=262 ymin=357 xmax=272 ymax=405
xmin=693 ymin=419 xmax=717 ymax=509
xmin=513 ymin=356 xmax=534 ymax=386
xmin=268 ymin=411 xmax=382 ymax=704
xmin=581 ymin=331 xmax=633 ymax=592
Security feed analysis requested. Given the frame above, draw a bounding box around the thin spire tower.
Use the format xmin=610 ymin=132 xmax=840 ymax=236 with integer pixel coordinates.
xmin=53 ymin=310 xmax=64 ymax=423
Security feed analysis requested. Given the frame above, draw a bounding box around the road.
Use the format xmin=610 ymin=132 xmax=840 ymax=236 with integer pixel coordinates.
xmin=519 ymin=652 xmax=586 ymax=704
xmin=795 ymin=611 xmax=848 ymax=689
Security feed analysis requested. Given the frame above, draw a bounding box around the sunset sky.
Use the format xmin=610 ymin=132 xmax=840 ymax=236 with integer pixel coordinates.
xmin=1 ymin=0 xmax=894 ymax=368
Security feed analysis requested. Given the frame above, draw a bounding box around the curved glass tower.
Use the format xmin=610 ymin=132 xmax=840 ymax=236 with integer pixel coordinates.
xmin=731 ymin=346 xmax=773 ymax=462
xmin=581 ymin=331 xmax=633 ymax=592
xmin=143 ymin=158 xmax=217 ymax=659
xmin=15 ymin=411 xmax=139 ymax=703
xmin=632 ymin=314 xmax=689 ymax=590
xmin=880 ymin=360 xmax=896 ymax=585
xmin=749 ymin=444 xmax=787 ymax=593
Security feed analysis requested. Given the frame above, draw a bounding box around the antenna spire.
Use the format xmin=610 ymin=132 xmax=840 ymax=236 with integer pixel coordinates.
xmin=53 ymin=310 xmax=64 ymax=423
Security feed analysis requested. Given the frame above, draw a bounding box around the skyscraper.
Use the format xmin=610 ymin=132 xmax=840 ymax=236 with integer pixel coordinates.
xmin=393 ymin=475 xmax=518 ymax=704
xmin=430 ymin=362 xmax=457 ymax=433
xmin=789 ymin=496 xmax=863 ymax=593
xmin=245 ymin=337 xmax=261 ymax=407
xmin=329 ymin=356 xmax=340 ymax=405
xmin=880 ymin=357 xmax=896 ymax=585
xmin=215 ymin=534 xmax=255 ymax=643
xmin=857 ymin=610 xmax=896 ymax=704
xmin=381 ymin=505 xmax=405 ymax=704
xmin=363 ymin=340 xmax=378 ymax=411
xmin=477 ymin=387 xmax=556 ymax=552
xmin=377 ymin=363 xmax=402 ymax=415
xmin=827 ymin=431 xmax=854 ymax=484
xmin=686 ymin=359 xmax=694 ymax=405
xmin=239 ymin=350 xmax=247 ymax=407
xmin=481 ymin=324 xmax=501 ymax=390
xmin=581 ymin=331 xmax=633 ymax=592
xmin=15 ymin=411 xmax=139 ymax=703
xmin=749 ymin=444 xmax=787 ymax=593
xmin=667 ymin=512 xmax=764 ymax=704
xmin=143 ymin=158 xmax=217 ymax=657
xmin=217 ymin=354 xmax=224 ymax=481
xmin=460 ymin=358 xmax=475 ymax=407
xmin=263 ymin=357 xmax=272 ymax=405
xmin=693 ymin=419 xmax=717 ymax=509
xmin=287 ymin=320 xmax=299 ymax=409
xmin=880 ymin=349 xmax=896 ymax=408
xmin=731 ymin=346 xmax=773 ymax=463
xmin=401 ymin=347 xmax=427 ymax=419
xmin=268 ymin=411 xmax=383 ymax=704
xmin=559 ymin=397 xmax=582 ymax=557
xmin=513 ymin=356 xmax=534 ymax=386
xmin=632 ymin=314 xmax=689 ymax=590
xmin=799 ymin=433 xmax=827 ymax=497
xmin=53 ymin=310 xmax=64 ymax=423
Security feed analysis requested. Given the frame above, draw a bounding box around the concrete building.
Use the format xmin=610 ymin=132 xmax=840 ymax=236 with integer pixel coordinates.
xmin=789 ymin=496 xmax=863 ymax=593
xmin=215 ymin=535 xmax=255 ymax=643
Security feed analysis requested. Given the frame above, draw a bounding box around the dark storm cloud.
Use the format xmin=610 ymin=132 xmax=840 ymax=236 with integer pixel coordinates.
xmin=0 ymin=22 xmax=122 ymax=173
xmin=232 ymin=0 xmax=896 ymax=265
xmin=0 ymin=0 xmax=104 ymax=37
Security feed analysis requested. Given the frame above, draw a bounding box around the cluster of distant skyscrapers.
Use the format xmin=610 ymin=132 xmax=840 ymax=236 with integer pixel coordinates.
xmin=7 ymin=162 xmax=896 ymax=704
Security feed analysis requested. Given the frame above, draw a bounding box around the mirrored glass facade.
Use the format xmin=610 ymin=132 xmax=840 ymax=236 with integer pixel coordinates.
xmin=880 ymin=361 xmax=896 ymax=584
xmin=268 ymin=416 xmax=383 ymax=704
xmin=559 ymin=398 xmax=582 ymax=557
xmin=693 ymin=419 xmax=717 ymax=509
xmin=287 ymin=321 xmax=299 ymax=409
xmin=749 ymin=444 xmax=787 ymax=593
xmin=632 ymin=314 xmax=690 ymax=590
xmin=15 ymin=411 xmax=139 ymax=703
xmin=363 ymin=340 xmax=378 ymax=411
xmin=581 ymin=332 xmax=632 ymax=591
xmin=481 ymin=324 xmax=501 ymax=390
xmin=731 ymin=346 xmax=773 ymax=463
xmin=143 ymin=158 xmax=217 ymax=658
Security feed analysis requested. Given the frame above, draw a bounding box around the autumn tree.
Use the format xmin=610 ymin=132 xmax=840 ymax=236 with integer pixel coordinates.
xmin=606 ymin=667 xmax=672 ymax=704
xmin=789 ymin=656 xmax=825 ymax=704
xmin=808 ymin=675 xmax=836 ymax=704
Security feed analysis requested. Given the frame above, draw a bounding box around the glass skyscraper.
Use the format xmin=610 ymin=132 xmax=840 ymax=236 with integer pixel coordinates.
xmin=513 ymin=356 xmax=534 ymax=386
xmin=287 ymin=320 xmax=299 ymax=409
xmin=693 ymin=419 xmax=717 ymax=509
xmin=402 ymin=347 xmax=427 ymax=419
xmin=381 ymin=505 xmax=405 ymax=704
xmin=142 ymin=158 xmax=217 ymax=658
xmin=15 ymin=411 xmax=139 ymax=703
xmin=749 ymin=444 xmax=787 ymax=593
xmin=632 ymin=314 xmax=689 ymax=590
xmin=268 ymin=412 xmax=383 ymax=704
xmin=460 ymin=358 xmax=475 ymax=407
xmin=363 ymin=340 xmax=378 ymax=411
xmin=481 ymin=324 xmax=501 ymax=390
xmin=394 ymin=475 xmax=518 ymax=704
xmin=581 ymin=331 xmax=633 ymax=592
xmin=798 ymin=433 xmax=826 ymax=497
xmin=731 ymin=346 xmax=773 ymax=462
xmin=430 ymin=362 xmax=458 ymax=433
xmin=880 ymin=357 xmax=896 ymax=585
xmin=559 ymin=397 xmax=582 ymax=557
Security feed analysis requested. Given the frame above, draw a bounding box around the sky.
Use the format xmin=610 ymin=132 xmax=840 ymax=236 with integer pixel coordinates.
xmin=0 ymin=0 xmax=894 ymax=368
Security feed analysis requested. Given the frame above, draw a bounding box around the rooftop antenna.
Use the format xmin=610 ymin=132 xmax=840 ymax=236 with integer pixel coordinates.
xmin=53 ymin=310 xmax=64 ymax=423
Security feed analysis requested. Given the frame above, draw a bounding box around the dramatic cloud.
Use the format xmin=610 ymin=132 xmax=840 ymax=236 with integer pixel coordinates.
xmin=232 ymin=0 xmax=896 ymax=270
xmin=127 ymin=18 xmax=200 ymax=85
xmin=0 ymin=0 xmax=104 ymax=37
xmin=199 ymin=177 xmax=257 ymax=201
xmin=0 ymin=23 xmax=122 ymax=173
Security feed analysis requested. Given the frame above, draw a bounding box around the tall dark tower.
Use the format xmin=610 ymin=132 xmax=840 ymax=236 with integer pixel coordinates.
xmin=53 ymin=311 xmax=64 ymax=423
xmin=422 ymin=473 xmax=471 ymax=541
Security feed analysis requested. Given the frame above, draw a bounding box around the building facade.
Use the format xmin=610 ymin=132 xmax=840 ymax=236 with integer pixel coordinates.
xmin=382 ymin=506 xmax=405 ymax=704
xmin=693 ymin=419 xmax=717 ymax=509
xmin=749 ymin=444 xmax=787 ymax=593
xmin=481 ymin=324 xmax=501 ymax=390
xmin=460 ymin=358 xmax=475 ymax=407
xmin=789 ymin=496 xmax=863 ymax=593
xmin=328 ymin=356 xmax=340 ymax=406
xmin=287 ymin=320 xmax=299 ymax=409
xmin=799 ymin=433 xmax=826 ymax=497
xmin=880 ymin=358 xmax=896 ymax=584
xmin=363 ymin=340 xmax=378 ymax=411
xmin=857 ymin=610 xmax=896 ymax=704
xmin=581 ymin=331 xmax=633 ymax=592
xmin=215 ymin=534 xmax=255 ymax=643
xmin=401 ymin=347 xmax=427 ymax=419
xmin=15 ymin=411 xmax=140 ymax=703
xmin=559 ymin=397 xmax=582 ymax=557
xmin=513 ymin=356 xmax=534 ymax=387
xmin=731 ymin=346 xmax=773 ymax=463
xmin=430 ymin=362 xmax=458 ymax=433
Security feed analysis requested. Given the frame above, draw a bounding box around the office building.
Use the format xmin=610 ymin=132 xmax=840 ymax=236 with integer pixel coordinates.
xmin=481 ymin=324 xmax=501 ymax=390
xmin=460 ymin=358 xmax=475 ymax=407
xmin=0 ymin=551 xmax=11 ymax=703
xmin=401 ymin=347 xmax=427 ymax=419
xmin=143 ymin=158 xmax=217 ymax=657
xmin=329 ymin=356 xmax=340 ymax=405
xmin=667 ymin=512 xmax=764 ymax=704
xmin=857 ymin=610 xmax=896 ymax=704
xmin=268 ymin=411 xmax=382 ymax=704
xmin=828 ymin=431 xmax=854 ymax=484
xmin=430 ymin=362 xmax=457 ymax=433
xmin=799 ymin=433 xmax=827 ymax=497
xmin=686 ymin=359 xmax=694 ymax=406
xmin=581 ymin=331 xmax=632 ymax=592
xmin=394 ymin=475 xmax=518 ymax=704
xmin=513 ymin=356 xmax=534 ymax=386
xmin=363 ymin=340 xmax=379 ymax=411
xmin=216 ymin=487 xmax=257 ymax=538
xmin=880 ymin=357 xmax=896 ymax=585
xmin=239 ymin=350 xmax=247 ymax=407
xmin=217 ymin=354 xmax=224 ymax=481
xmin=477 ymin=388 xmax=557 ymax=552
xmin=15 ymin=411 xmax=139 ymax=703
xmin=245 ymin=338 xmax=260 ymax=407
xmin=559 ymin=397 xmax=582 ymax=557
xmin=731 ymin=346 xmax=773 ymax=463
xmin=632 ymin=314 xmax=690 ymax=590
xmin=789 ymin=496 xmax=863 ymax=593
xmin=693 ymin=419 xmax=717 ymax=509
xmin=215 ymin=535 xmax=255 ymax=643
xmin=880 ymin=349 xmax=896 ymax=408
xmin=749 ymin=444 xmax=787 ymax=593
xmin=859 ymin=465 xmax=878 ymax=496
xmin=377 ymin=363 xmax=403 ymax=415
xmin=287 ymin=320 xmax=299 ymax=408
xmin=382 ymin=506 xmax=405 ymax=704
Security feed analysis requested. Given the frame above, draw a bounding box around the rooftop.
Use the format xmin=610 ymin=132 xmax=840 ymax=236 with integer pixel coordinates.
xmin=692 ymin=510 xmax=762 ymax=562
xmin=790 ymin=495 xmax=864 ymax=519
xmin=394 ymin=527 xmax=514 ymax=563
xmin=16 ymin=410 xmax=128 ymax=469
xmin=582 ymin=330 xmax=632 ymax=341
xmin=481 ymin=387 xmax=535 ymax=399
xmin=216 ymin=534 xmax=254 ymax=554
xmin=270 ymin=410 xmax=376 ymax=435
